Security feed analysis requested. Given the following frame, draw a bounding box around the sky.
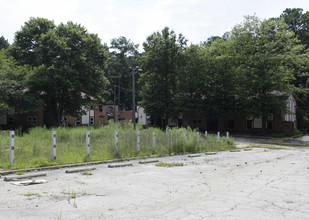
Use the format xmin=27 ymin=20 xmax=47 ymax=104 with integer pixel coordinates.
xmin=1 ymin=0 xmax=309 ymax=49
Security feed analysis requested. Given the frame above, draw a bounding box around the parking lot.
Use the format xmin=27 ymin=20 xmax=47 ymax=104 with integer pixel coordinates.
xmin=1 ymin=141 xmax=309 ymax=220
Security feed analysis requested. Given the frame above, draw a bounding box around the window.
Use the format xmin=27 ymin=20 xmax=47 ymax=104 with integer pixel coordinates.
xmin=76 ymin=118 xmax=81 ymax=125
xmin=32 ymin=116 xmax=37 ymax=125
xmin=99 ymin=104 xmax=103 ymax=112
xmin=266 ymin=121 xmax=273 ymax=129
xmin=27 ymin=116 xmax=37 ymax=126
xmin=61 ymin=117 xmax=68 ymax=126
xmin=27 ymin=116 xmax=32 ymax=125
xmin=90 ymin=117 xmax=94 ymax=125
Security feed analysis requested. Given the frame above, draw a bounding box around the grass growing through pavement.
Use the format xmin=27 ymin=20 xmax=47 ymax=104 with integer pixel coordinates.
xmin=248 ymin=145 xmax=286 ymax=150
xmin=155 ymin=162 xmax=184 ymax=167
xmin=0 ymin=122 xmax=235 ymax=169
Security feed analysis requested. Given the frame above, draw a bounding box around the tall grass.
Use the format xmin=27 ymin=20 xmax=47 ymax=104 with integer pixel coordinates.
xmin=0 ymin=122 xmax=235 ymax=169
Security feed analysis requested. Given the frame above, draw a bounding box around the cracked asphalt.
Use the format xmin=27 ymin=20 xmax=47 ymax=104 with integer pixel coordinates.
xmin=1 ymin=141 xmax=309 ymax=220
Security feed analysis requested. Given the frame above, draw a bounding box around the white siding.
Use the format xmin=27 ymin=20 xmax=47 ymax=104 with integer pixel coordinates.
xmin=285 ymin=95 xmax=296 ymax=122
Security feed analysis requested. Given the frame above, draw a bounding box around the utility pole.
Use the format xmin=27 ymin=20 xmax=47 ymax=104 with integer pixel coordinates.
xmin=131 ymin=66 xmax=142 ymax=130
xmin=114 ymin=84 xmax=116 ymax=122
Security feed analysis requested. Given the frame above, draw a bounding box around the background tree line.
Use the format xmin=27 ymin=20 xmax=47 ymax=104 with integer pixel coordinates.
xmin=1 ymin=8 xmax=309 ymax=131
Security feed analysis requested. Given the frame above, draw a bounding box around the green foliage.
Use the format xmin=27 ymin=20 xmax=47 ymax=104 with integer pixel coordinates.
xmin=139 ymin=27 xmax=187 ymax=127
xmin=10 ymin=17 xmax=109 ymax=126
xmin=0 ymin=50 xmax=41 ymax=113
xmin=155 ymin=162 xmax=184 ymax=167
xmin=105 ymin=36 xmax=139 ymax=108
xmin=0 ymin=36 xmax=9 ymax=50
xmin=0 ymin=122 xmax=234 ymax=169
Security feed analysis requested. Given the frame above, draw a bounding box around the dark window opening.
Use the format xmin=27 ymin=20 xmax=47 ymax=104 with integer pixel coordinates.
xmin=266 ymin=121 xmax=273 ymax=129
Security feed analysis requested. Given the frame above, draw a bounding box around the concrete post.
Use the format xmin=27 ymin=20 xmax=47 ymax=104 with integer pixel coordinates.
xmin=217 ymin=132 xmax=220 ymax=142
xmin=226 ymin=131 xmax=229 ymax=139
xmin=51 ymin=131 xmax=56 ymax=161
xmin=136 ymin=130 xmax=140 ymax=152
xmin=152 ymin=132 xmax=156 ymax=152
xmin=114 ymin=131 xmax=118 ymax=154
xmin=197 ymin=132 xmax=200 ymax=143
xmin=9 ymin=131 xmax=14 ymax=166
xmin=205 ymin=131 xmax=207 ymax=138
xmin=86 ymin=130 xmax=90 ymax=157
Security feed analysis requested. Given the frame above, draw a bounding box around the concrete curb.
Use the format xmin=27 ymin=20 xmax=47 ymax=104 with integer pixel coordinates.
xmin=188 ymin=154 xmax=201 ymax=158
xmin=65 ymin=167 xmax=96 ymax=174
xmin=0 ymin=155 xmax=158 ymax=176
xmin=108 ymin=164 xmax=133 ymax=168
xmin=138 ymin=160 xmax=159 ymax=164
xmin=4 ymin=173 xmax=46 ymax=181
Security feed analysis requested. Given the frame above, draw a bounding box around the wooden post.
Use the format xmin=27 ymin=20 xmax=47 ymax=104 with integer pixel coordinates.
xmin=114 ymin=131 xmax=118 ymax=154
xmin=86 ymin=130 xmax=90 ymax=157
xmin=9 ymin=131 xmax=14 ymax=166
xmin=51 ymin=131 xmax=56 ymax=161
xmin=217 ymin=132 xmax=220 ymax=142
xmin=152 ymin=132 xmax=156 ymax=152
xmin=136 ymin=129 xmax=140 ymax=152
xmin=205 ymin=131 xmax=207 ymax=138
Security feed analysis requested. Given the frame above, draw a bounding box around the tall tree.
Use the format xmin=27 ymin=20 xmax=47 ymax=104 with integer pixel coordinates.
xmin=139 ymin=27 xmax=186 ymax=127
xmin=105 ymin=36 xmax=139 ymax=109
xmin=280 ymin=8 xmax=309 ymax=47
xmin=230 ymin=16 xmax=306 ymax=127
xmin=0 ymin=36 xmax=10 ymax=50
xmin=11 ymin=18 xmax=109 ymax=126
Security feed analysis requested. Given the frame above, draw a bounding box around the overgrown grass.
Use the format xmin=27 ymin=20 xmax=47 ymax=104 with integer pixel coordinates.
xmin=248 ymin=144 xmax=286 ymax=150
xmin=155 ymin=162 xmax=184 ymax=167
xmin=0 ymin=122 xmax=235 ymax=169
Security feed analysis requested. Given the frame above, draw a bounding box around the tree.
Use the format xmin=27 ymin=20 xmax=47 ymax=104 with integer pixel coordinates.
xmin=230 ymin=16 xmax=306 ymax=128
xmin=105 ymin=36 xmax=139 ymax=109
xmin=0 ymin=36 xmax=9 ymax=50
xmin=11 ymin=18 xmax=109 ymax=126
xmin=0 ymin=50 xmax=41 ymax=114
xmin=139 ymin=27 xmax=186 ymax=127
xmin=280 ymin=8 xmax=309 ymax=47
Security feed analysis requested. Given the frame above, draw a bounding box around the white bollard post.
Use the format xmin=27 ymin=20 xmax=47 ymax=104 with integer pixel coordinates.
xmin=9 ymin=131 xmax=14 ymax=166
xmin=86 ymin=131 xmax=90 ymax=157
xmin=152 ymin=132 xmax=156 ymax=152
xmin=205 ymin=131 xmax=207 ymax=138
xmin=226 ymin=131 xmax=229 ymax=139
xmin=217 ymin=132 xmax=220 ymax=142
xmin=51 ymin=131 xmax=56 ymax=161
xmin=114 ymin=131 xmax=118 ymax=154
xmin=136 ymin=130 xmax=140 ymax=152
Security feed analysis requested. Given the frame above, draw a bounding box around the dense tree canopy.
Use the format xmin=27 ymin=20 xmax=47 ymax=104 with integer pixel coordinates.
xmin=0 ymin=36 xmax=10 ymax=50
xmin=0 ymin=50 xmax=41 ymax=113
xmin=139 ymin=27 xmax=186 ymax=127
xmin=105 ymin=36 xmax=139 ymax=109
xmin=2 ymin=8 xmax=309 ymax=132
xmin=10 ymin=17 xmax=109 ymax=126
